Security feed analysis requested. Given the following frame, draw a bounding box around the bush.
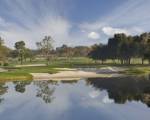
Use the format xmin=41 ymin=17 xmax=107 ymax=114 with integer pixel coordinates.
xmin=3 ymin=63 xmax=9 ymax=66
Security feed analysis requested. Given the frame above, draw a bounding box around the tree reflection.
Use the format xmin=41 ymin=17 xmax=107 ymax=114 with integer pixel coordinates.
xmin=61 ymin=80 xmax=78 ymax=84
xmin=34 ymin=81 xmax=55 ymax=104
xmin=13 ymin=81 xmax=31 ymax=93
xmin=0 ymin=82 xmax=8 ymax=103
xmin=87 ymin=75 xmax=150 ymax=107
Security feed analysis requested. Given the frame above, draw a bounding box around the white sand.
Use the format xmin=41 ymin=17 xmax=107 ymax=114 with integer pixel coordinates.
xmin=31 ymin=69 xmax=120 ymax=81
xmin=0 ymin=68 xmax=8 ymax=72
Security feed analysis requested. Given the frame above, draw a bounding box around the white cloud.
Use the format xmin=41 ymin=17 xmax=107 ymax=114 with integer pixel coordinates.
xmin=88 ymin=32 xmax=100 ymax=39
xmin=0 ymin=0 xmax=149 ymax=48
xmin=0 ymin=0 xmax=76 ymax=49
xmin=89 ymin=90 xmax=100 ymax=98
xmin=79 ymin=0 xmax=149 ymax=42
xmin=0 ymin=16 xmax=72 ymax=49
xmin=102 ymin=96 xmax=113 ymax=104
xmin=128 ymin=27 xmax=144 ymax=35
xmin=102 ymin=26 xmax=144 ymax=37
xmin=102 ymin=26 xmax=129 ymax=36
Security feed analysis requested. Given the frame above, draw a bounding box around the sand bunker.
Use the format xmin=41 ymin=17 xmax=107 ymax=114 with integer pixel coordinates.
xmin=0 ymin=68 xmax=8 ymax=72
xmin=31 ymin=67 xmax=122 ymax=81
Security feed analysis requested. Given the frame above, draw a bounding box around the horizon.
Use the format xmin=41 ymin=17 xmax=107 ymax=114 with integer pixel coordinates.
xmin=0 ymin=0 xmax=149 ymax=48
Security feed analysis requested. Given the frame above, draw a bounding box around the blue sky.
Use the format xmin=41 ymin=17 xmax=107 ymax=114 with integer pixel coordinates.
xmin=0 ymin=0 xmax=149 ymax=48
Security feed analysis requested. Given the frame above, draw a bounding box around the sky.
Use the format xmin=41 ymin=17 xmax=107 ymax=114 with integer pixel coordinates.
xmin=0 ymin=0 xmax=149 ymax=48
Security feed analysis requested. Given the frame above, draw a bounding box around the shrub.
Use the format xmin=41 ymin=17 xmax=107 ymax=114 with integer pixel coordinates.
xmin=3 ymin=63 xmax=9 ymax=66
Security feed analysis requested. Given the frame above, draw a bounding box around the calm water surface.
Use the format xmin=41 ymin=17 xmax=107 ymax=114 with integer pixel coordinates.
xmin=0 ymin=75 xmax=150 ymax=120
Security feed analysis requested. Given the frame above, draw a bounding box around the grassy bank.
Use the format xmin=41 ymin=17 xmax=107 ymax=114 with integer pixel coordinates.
xmin=1 ymin=65 xmax=150 ymax=81
xmin=0 ymin=57 xmax=150 ymax=81
xmin=0 ymin=72 xmax=32 ymax=81
xmin=123 ymin=66 xmax=150 ymax=74
xmin=0 ymin=66 xmax=58 ymax=81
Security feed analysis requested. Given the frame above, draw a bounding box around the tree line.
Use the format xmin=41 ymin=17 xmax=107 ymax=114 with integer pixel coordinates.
xmin=0 ymin=32 xmax=150 ymax=65
xmin=89 ymin=33 xmax=150 ymax=64
xmin=0 ymin=36 xmax=91 ymax=65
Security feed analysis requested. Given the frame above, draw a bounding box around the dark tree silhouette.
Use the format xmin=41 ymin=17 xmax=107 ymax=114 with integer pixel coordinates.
xmin=34 ymin=81 xmax=55 ymax=103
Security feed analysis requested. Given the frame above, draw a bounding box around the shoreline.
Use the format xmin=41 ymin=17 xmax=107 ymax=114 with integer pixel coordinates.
xmin=0 ymin=65 xmax=150 ymax=81
xmin=31 ymin=67 xmax=122 ymax=81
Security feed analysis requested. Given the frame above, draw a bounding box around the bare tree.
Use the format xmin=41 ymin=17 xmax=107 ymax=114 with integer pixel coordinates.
xmin=36 ymin=36 xmax=53 ymax=65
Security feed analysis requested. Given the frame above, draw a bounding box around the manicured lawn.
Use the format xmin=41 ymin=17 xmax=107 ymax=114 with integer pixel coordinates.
xmin=9 ymin=57 xmax=150 ymax=68
xmin=0 ymin=57 xmax=150 ymax=81
xmin=0 ymin=72 xmax=32 ymax=81
xmin=123 ymin=66 xmax=150 ymax=74
xmin=0 ymin=66 xmax=58 ymax=81
xmin=13 ymin=66 xmax=58 ymax=73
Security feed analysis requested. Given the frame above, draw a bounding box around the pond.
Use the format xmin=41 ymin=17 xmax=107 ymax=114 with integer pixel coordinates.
xmin=0 ymin=75 xmax=150 ymax=120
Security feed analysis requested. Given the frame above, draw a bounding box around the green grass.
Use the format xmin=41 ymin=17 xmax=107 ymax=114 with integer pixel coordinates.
xmin=0 ymin=72 xmax=32 ymax=81
xmin=0 ymin=66 xmax=58 ymax=81
xmin=123 ymin=66 xmax=150 ymax=74
xmin=1 ymin=57 xmax=150 ymax=81
xmin=8 ymin=57 xmax=150 ymax=68
xmin=13 ymin=66 xmax=58 ymax=73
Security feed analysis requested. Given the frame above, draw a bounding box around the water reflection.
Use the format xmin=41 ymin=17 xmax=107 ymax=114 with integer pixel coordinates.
xmin=0 ymin=75 xmax=150 ymax=120
xmin=87 ymin=75 xmax=150 ymax=107
xmin=0 ymin=82 xmax=7 ymax=103
xmin=34 ymin=81 xmax=55 ymax=103
xmin=0 ymin=75 xmax=150 ymax=106
xmin=13 ymin=81 xmax=32 ymax=93
xmin=60 ymin=80 xmax=78 ymax=84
